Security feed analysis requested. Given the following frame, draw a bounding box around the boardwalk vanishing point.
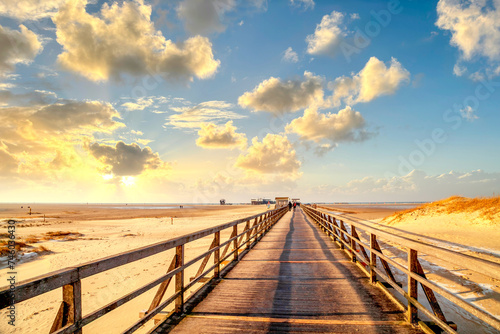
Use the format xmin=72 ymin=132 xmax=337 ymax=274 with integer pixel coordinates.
xmin=157 ymin=207 xmax=422 ymax=333
xmin=1 ymin=204 xmax=500 ymax=334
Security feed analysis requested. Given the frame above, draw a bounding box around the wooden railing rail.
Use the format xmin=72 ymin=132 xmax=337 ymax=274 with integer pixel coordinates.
xmin=302 ymin=205 xmax=500 ymax=334
xmin=0 ymin=206 xmax=288 ymax=334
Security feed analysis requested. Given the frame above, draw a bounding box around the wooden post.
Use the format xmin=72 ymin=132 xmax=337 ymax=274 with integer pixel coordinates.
xmin=233 ymin=225 xmax=238 ymax=261
xmin=246 ymin=220 xmax=252 ymax=250
xmin=175 ymin=245 xmax=184 ymax=313
xmin=408 ymin=248 xmax=418 ymax=324
xmin=350 ymin=226 xmax=357 ymax=262
xmin=370 ymin=234 xmax=377 ymax=284
xmin=214 ymin=231 xmax=220 ymax=278
xmin=50 ymin=281 xmax=82 ymax=334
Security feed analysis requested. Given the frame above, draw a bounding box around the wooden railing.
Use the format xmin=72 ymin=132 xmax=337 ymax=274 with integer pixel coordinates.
xmin=0 ymin=206 xmax=288 ymax=334
xmin=303 ymin=205 xmax=500 ymax=334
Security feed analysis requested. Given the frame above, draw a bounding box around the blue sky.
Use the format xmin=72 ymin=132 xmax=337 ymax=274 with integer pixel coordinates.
xmin=0 ymin=0 xmax=499 ymax=203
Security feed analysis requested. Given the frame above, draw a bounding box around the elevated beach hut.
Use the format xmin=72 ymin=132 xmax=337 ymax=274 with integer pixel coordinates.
xmin=275 ymin=196 xmax=290 ymax=208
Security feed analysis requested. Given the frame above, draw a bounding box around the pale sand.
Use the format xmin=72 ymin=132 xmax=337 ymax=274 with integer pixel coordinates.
xmin=2 ymin=203 xmax=499 ymax=333
xmin=0 ymin=204 xmax=270 ymax=334
xmin=323 ymin=203 xmax=500 ymax=333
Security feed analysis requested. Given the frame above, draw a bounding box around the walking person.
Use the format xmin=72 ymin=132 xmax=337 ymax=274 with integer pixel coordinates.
xmin=288 ymin=201 xmax=292 ymax=211
xmin=293 ymin=202 xmax=297 ymax=212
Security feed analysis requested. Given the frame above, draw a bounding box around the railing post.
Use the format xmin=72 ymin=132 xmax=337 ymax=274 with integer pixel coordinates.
xmin=370 ymin=234 xmax=377 ymax=284
xmin=233 ymin=225 xmax=238 ymax=261
xmin=246 ymin=220 xmax=252 ymax=250
xmin=214 ymin=231 xmax=220 ymax=278
xmin=350 ymin=226 xmax=357 ymax=263
xmin=50 ymin=281 xmax=82 ymax=334
xmin=408 ymin=248 xmax=418 ymax=324
xmin=175 ymin=245 xmax=184 ymax=313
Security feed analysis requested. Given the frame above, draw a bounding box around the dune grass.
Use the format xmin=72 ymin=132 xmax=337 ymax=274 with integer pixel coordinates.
xmin=386 ymin=196 xmax=500 ymax=223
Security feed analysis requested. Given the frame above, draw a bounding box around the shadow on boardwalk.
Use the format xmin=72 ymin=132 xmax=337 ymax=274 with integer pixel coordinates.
xmin=161 ymin=208 xmax=422 ymax=334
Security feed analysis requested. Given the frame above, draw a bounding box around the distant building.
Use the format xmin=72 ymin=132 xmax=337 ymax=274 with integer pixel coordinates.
xmin=275 ymin=196 xmax=290 ymax=208
xmin=251 ymin=198 xmax=275 ymax=205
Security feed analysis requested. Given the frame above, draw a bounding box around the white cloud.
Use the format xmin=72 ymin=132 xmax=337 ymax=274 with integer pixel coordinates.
xmin=460 ymin=105 xmax=478 ymax=121
xmin=436 ymin=0 xmax=500 ymax=62
xmin=53 ymin=0 xmax=220 ymax=82
xmin=236 ymin=134 xmax=301 ymax=177
xmin=282 ymin=47 xmax=299 ymax=63
xmin=88 ymin=141 xmax=168 ymax=176
xmin=167 ymin=100 xmax=246 ymax=129
xmin=0 ymin=24 xmax=42 ymax=76
xmin=286 ymin=106 xmax=372 ymax=145
xmin=306 ymin=11 xmax=347 ymax=56
xmin=196 ymin=121 xmax=247 ymax=149
xmin=328 ymin=57 xmax=410 ymax=106
xmin=121 ymin=97 xmax=154 ymax=111
xmin=0 ymin=0 xmax=65 ymax=20
xmin=238 ymin=71 xmax=324 ymax=115
xmin=453 ymin=63 xmax=467 ymax=76
xmin=177 ymin=0 xmax=236 ymax=35
xmin=290 ymin=0 xmax=315 ymax=10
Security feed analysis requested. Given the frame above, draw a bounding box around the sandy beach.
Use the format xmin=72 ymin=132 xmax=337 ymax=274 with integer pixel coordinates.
xmin=321 ymin=199 xmax=500 ymax=333
xmin=1 ymin=200 xmax=499 ymax=333
xmin=0 ymin=204 xmax=271 ymax=334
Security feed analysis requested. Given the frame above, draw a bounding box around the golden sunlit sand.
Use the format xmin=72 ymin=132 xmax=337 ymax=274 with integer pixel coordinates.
xmin=0 ymin=204 xmax=270 ymax=334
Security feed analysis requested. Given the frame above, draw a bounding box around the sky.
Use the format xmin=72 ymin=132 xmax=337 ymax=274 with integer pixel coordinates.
xmin=0 ymin=0 xmax=499 ymax=203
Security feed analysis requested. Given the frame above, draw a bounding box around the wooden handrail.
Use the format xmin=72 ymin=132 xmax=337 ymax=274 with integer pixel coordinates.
xmin=0 ymin=206 xmax=288 ymax=333
xmin=302 ymin=205 xmax=500 ymax=333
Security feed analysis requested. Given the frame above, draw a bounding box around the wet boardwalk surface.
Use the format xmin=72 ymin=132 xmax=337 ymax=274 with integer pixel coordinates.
xmin=163 ymin=208 xmax=422 ymax=333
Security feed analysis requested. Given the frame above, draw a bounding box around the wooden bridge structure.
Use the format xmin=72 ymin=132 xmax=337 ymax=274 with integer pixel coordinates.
xmin=1 ymin=205 xmax=500 ymax=333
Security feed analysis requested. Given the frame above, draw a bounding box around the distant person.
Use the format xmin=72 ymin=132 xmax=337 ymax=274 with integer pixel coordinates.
xmin=293 ymin=202 xmax=297 ymax=212
xmin=288 ymin=202 xmax=292 ymax=211
xmin=267 ymin=201 xmax=270 ymax=209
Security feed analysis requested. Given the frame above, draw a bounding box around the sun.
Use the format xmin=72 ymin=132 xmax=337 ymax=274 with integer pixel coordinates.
xmin=121 ymin=176 xmax=136 ymax=187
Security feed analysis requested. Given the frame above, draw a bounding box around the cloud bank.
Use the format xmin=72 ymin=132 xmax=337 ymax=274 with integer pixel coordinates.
xmin=167 ymin=100 xmax=246 ymax=129
xmin=286 ymin=106 xmax=372 ymax=145
xmin=306 ymin=11 xmax=347 ymax=57
xmin=238 ymin=71 xmax=324 ymax=115
xmin=328 ymin=57 xmax=410 ymax=106
xmin=53 ymin=0 xmax=220 ymax=82
xmin=0 ymin=24 xmax=42 ymax=77
xmin=88 ymin=141 xmax=166 ymax=176
xmin=196 ymin=121 xmax=247 ymax=149
xmin=236 ymin=134 xmax=301 ymax=176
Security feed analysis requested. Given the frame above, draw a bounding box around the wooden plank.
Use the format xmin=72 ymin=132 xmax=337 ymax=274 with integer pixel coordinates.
xmin=370 ymin=234 xmax=377 ymax=284
xmin=191 ymin=237 xmax=217 ymax=281
xmin=350 ymin=226 xmax=357 ymax=262
xmin=233 ymin=225 xmax=238 ymax=261
xmin=148 ymin=255 xmax=177 ymax=313
xmin=351 ymin=226 xmax=370 ymax=265
xmin=214 ymin=232 xmax=220 ymax=278
xmin=174 ymin=245 xmax=184 ymax=313
xmin=305 ymin=206 xmax=500 ymax=279
xmin=416 ymin=259 xmax=448 ymax=324
xmin=0 ymin=208 xmax=285 ymax=307
xmin=164 ymin=207 xmax=422 ymax=334
xmin=372 ymin=238 xmax=398 ymax=283
xmin=408 ymin=249 xmax=418 ymax=324
xmin=221 ymin=228 xmax=237 ymax=260
xmin=49 ymin=302 xmax=65 ymax=333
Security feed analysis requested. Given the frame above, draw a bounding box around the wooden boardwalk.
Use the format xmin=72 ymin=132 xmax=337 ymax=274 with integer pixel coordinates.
xmin=159 ymin=207 xmax=422 ymax=333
